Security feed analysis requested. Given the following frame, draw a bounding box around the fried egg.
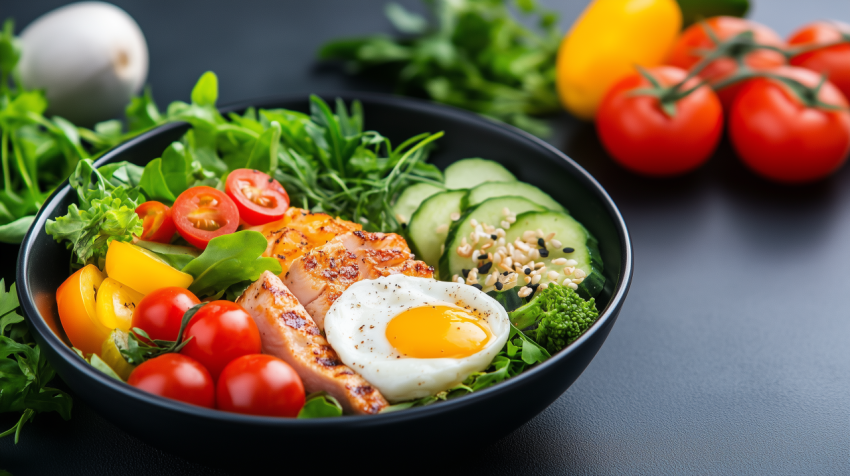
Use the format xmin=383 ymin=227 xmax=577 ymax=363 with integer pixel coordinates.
xmin=324 ymin=274 xmax=510 ymax=403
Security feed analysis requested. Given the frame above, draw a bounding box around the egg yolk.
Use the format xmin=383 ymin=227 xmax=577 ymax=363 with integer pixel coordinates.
xmin=385 ymin=305 xmax=493 ymax=359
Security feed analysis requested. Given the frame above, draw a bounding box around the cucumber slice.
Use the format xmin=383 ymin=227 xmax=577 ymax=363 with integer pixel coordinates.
xmin=408 ymin=190 xmax=467 ymax=271
xmin=504 ymin=211 xmax=605 ymax=298
xmin=444 ymin=158 xmax=516 ymax=190
xmin=393 ymin=183 xmax=444 ymax=225
xmin=439 ymin=196 xmax=545 ymax=281
xmin=464 ymin=181 xmax=566 ymax=213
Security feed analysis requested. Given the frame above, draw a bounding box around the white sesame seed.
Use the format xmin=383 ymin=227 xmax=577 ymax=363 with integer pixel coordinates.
xmin=456 ymin=245 xmax=472 ymax=257
xmin=452 ymin=274 xmax=458 ymax=281
xmin=524 ymin=276 xmax=532 ymax=284
xmin=500 ymin=220 xmax=510 ymax=229
xmin=567 ymin=282 xmax=579 ymax=290
xmin=435 ymin=224 xmax=449 ymax=234
xmin=563 ymin=266 xmax=575 ymax=276
xmin=527 ymin=249 xmax=539 ymax=260
xmin=536 ymin=229 xmax=545 ymax=238
xmin=534 ymin=262 xmax=545 ymax=270
xmin=502 ymin=281 xmax=517 ymax=291
xmin=466 ymin=274 xmax=477 ymax=285
xmin=496 ymin=228 xmax=506 ymax=238
xmin=514 ymin=240 xmax=530 ymax=252
xmin=497 ymin=237 xmax=505 ymax=246
xmin=545 ymin=232 xmax=556 ymax=241
xmin=481 ymin=242 xmax=492 ymax=250
xmin=485 ymin=273 xmax=497 ymax=287
xmin=531 ymin=274 xmax=541 ymax=285
xmin=461 ymin=237 xmax=468 ymax=246
xmin=550 ymin=239 xmax=562 ymax=249
xmin=499 ymin=261 xmax=513 ymax=272
xmin=547 ymin=271 xmax=559 ymax=281
xmin=506 ymin=215 xmax=516 ymax=224
xmin=484 ymin=224 xmax=495 ymax=233
xmin=539 ymin=283 xmax=549 ymax=291
xmin=522 ymin=230 xmax=536 ymax=241
xmin=470 ymin=219 xmax=479 ymax=227
xmin=493 ymin=251 xmax=503 ymax=264
xmin=572 ymin=278 xmax=584 ymax=284
xmin=574 ymin=269 xmax=587 ymax=279
xmin=518 ymin=286 xmax=533 ymax=298
xmin=450 ymin=212 xmax=461 ymax=221
xmin=562 ymin=277 xmax=573 ymax=286
xmin=552 ymin=258 xmax=568 ymax=266
xmin=567 ymin=259 xmax=579 ymax=267
xmin=503 ymin=257 xmax=513 ymax=268
xmin=502 ymin=207 xmax=511 ymax=217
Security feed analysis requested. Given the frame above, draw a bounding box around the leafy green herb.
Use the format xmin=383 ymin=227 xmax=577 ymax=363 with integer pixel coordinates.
xmin=120 ymin=302 xmax=202 ymax=366
xmin=381 ymin=324 xmax=549 ymax=412
xmin=297 ymin=392 xmax=344 ymax=418
xmin=0 ymin=280 xmax=73 ymax=443
xmin=134 ymin=240 xmax=200 ymax=270
xmin=319 ymin=0 xmax=562 ymax=136
xmin=182 ymin=231 xmax=282 ymax=299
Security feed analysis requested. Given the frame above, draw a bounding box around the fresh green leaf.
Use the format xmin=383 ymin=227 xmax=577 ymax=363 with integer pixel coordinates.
xmin=297 ymin=392 xmax=344 ymax=418
xmin=134 ymin=240 xmax=199 ymax=270
xmin=140 ymin=158 xmax=176 ymax=202
xmin=0 ymin=215 xmax=31 ymax=243
xmin=385 ymin=3 xmax=429 ymax=34
xmin=121 ymin=303 xmax=203 ymax=366
xmin=89 ymin=354 xmax=123 ymax=381
xmin=182 ymin=231 xmax=282 ymax=299
xmin=191 ymin=71 xmax=219 ymax=107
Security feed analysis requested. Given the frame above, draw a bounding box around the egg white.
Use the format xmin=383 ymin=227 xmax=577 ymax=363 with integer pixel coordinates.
xmin=324 ymin=274 xmax=510 ymax=403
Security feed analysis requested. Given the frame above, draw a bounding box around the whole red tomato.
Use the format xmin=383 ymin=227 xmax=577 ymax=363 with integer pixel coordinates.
xmin=596 ymin=66 xmax=724 ymax=177
xmin=127 ymin=353 xmax=215 ymax=408
xmin=788 ymin=21 xmax=850 ymax=101
xmin=132 ymin=287 xmax=200 ymax=342
xmin=180 ymin=301 xmax=262 ymax=381
xmin=216 ymin=354 xmax=305 ymax=417
xmin=668 ymin=16 xmax=786 ymax=109
xmin=225 ymin=169 xmax=290 ymax=226
xmin=729 ymin=66 xmax=850 ymax=183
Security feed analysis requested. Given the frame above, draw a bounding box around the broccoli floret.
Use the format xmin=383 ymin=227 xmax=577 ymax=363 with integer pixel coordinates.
xmin=508 ymin=284 xmax=599 ymax=353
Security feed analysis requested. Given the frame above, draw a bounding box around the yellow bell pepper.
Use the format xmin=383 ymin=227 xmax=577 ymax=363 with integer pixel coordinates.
xmin=95 ymin=278 xmax=144 ymax=331
xmin=56 ymin=264 xmax=110 ymax=355
xmin=104 ymin=240 xmax=193 ymax=295
xmin=100 ymin=329 xmax=135 ymax=380
xmin=556 ymin=0 xmax=682 ymax=120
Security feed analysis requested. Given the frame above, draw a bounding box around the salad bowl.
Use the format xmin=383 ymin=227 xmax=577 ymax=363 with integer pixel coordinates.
xmin=16 ymin=93 xmax=632 ymax=467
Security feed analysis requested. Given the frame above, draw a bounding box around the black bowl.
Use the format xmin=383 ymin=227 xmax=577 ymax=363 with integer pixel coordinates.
xmin=17 ymin=94 xmax=632 ymax=467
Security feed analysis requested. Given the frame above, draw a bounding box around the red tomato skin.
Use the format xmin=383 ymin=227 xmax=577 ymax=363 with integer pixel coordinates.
xmin=180 ymin=301 xmax=262 ymax=381
xmin=729 ymin=66 xmax=850 ymax=183
xmin=172 ymin=186 xmax=240 ymax=250
xmin=596 ymin=66 xmax=724 ymax=177
xmin=132 ymin=287 xmax=201 ymax=342
xmin=127 ymin=353 xmax=215 ymax=408
xmin=668 ymin=17 xmax=786 ymax=109
xmin=225 ymin=169 xmax=290 ymax=226
xmin=135 ymin=201 xmax=177 ymax=243
xmin=216 ymin=354 xmax=305 ymax=417
xmin=788 ymin=21 xmax=850 ymax=102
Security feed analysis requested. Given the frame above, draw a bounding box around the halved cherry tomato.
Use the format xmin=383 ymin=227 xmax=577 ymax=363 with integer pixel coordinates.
xmin=180 ymin=301 xmax=262 ymax=381
xmin=788 ymin=21 xmax=850 ymax=101
xmin=128 ymin=353 xmax=215 ymax=408
xmin=729 ymin=66 xmax=850 ymax=183
xmin=172 ymin=186 xmax=239 ymax=250
xmin=132 ymin=287 xmax=201 ymax=342
xmin=135 ymin=201 xmax=177 ymax=243
xmin=216 ymin=354 xmax=305 ymax=417
xmin=225 ymin=169 xmax=290 ymax=226
xmin=667 ymin=16 xmax=786 ymax=109
xmin=95 ymin=277 xmax=144 ymax=331
xmin=56 ymin=264 xmax=110 ymax=355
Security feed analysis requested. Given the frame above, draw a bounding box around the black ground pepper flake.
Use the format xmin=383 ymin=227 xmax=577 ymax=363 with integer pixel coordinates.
xmin=478 ymin=262 xmax=492 ymax=274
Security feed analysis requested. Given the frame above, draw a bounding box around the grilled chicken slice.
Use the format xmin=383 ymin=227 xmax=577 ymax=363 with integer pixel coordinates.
xmin=284 ymin=230 xmax=434 ymax=330
xmin=248 ymin=207 xmax=362 ymax=275
xmin=237 ymin=271 xmax=388 ymax=415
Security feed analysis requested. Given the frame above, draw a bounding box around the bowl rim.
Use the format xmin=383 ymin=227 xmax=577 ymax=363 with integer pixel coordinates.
xmin=16 ymin=91 xmax=633 ymax=427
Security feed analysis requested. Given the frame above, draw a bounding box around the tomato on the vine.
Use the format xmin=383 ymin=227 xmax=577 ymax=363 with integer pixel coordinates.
xmin=132 ymin=287 xmax=200 ymax=342
xmin=729 ymin=66 xmax=850 ymax=183
xmin=128 ymin=353 xmax=215 ymax=408
xmin=596 ymin=66 xmax=723 ymax=177
xmin=180 ymin=301 xmax=262 ymax=381
xmin=216 ymin=354 xmax=305 ymax=417
xmin=667 ymin=16 xmax=786 ymax=109
xmin=225 ymin=169 xmax=290 ymax=226
xmin=788 ymin=21 xmax=850 ymax=101
xmin=135 ymin=201 xmax=177 ymax=243
xmin=172 ymin=186 xmax=239 ymax=250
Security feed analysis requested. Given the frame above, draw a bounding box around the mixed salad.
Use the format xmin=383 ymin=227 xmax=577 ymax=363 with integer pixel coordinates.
xmin=45 ymin=72 xmax=605 ymax=418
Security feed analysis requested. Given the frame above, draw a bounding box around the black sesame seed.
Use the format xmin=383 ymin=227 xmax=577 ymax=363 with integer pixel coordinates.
xmin=461 ymin=269 xmax=470 ymax=278
xmin=477 ymin=262 xmax=492 ymax=274
xmin=490 ymin=234 xmax=497 ymax=240
xmin=539 ymin=249 xmax=550 ymax=258
xmin=563 ymin=247 xmax=574 ymax=253
xmin=495 ymin=281 xmax=503 ymax=290
xmin=524 ymin=267 xmax=531 ymax=275
xmin=477 ymin=254 xmax=488 ymax=260
xmin=537 ymin=237 xmax=546 ymax=248
xmin=529 ymin=283 xmax=540 ymax=293
xmin=502 ymin=271 xmax=510 ymax=276
xmin=472 ymin=284 xmax=483 ymax=290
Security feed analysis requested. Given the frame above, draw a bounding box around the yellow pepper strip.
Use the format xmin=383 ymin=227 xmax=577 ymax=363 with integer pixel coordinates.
xmin=95 ymin=278 xmax=144 ymax=331
xmin=104 ymin=240 xmax=193 ymax=295
xmin=556 ymin=0 xmax=682 ymax=120
xmin=100 ymin=329 xmax=135 ymax=380
xmin=56 ymin=264 xmax=110 ymax=355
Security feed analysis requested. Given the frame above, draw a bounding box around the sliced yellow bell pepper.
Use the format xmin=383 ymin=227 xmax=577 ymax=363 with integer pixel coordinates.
xmin=95 ymin=278 xmax=144 ymax=331
xmin=100 ymin=329 xmax=135 ymax=380
xmin=104 ymin=240 xmax=193 ymax=295
xmin=56 ymin=264 xmax=110 ymax=355
xmin=556 ymin=0 xmax=682 ymax=120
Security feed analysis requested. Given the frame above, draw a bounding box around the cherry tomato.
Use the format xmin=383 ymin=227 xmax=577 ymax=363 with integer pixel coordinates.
xmin=225 ymin=169 xmax=290 ymax=226
xmin=135 ymin=201 xmax=177 ymax=243
xmin=128 ymin=353 xmax=215 ymax=408
xmin=132 ymin=287 xmax=200 ymax=342
xmin=180 ymin=301 xmax=261 ymax=381
xmin=596 ymin=66 xmax=723 ymax=177
xmin=667 ymin=16 xmax=786 ymax=109
xmin=172 ymin=186 xmax=239 ymax=250
xmin=788 ymin=21 xmax=850 ymax=101
xmin=216 ymin=354 xmax=305 ymax=417
xmin=729 ymin=66 xmax=850 ymax=183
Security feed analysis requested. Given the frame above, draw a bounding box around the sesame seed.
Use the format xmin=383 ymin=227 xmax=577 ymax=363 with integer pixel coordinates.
xmin=522 ymin=231 xmax=536 ymax=241
xmin=490 ymin=234 xmax=497 ymax=240
xmin=539 ymin=249 xmax=549 ymax=258
xmin=539 ymin=283 xmax=549 ymax=291
xmin=531 ymin=274 xmax=541 ymax=285
xmin=574 ymin=269 xmax=587 ymax=279
xmin=545 ymin=232 xmax=556 ymax=241
xmin=537 ymin=238 xmax=546 ymax=248
xmin=572 ymin=278 xmax=584 ymax=284
xmin=496 ymin=229 xmax=506 ymax=238
xmin=567 ymin=259 xmax=579 ymax=267
xmin=501 ymin=220 xmax=510 ymax=229
xmin=529 ymin=283 xmax=540 ymax=293
xmin=450 ymin=212 xmax=461 ymax=221
xmin=502 ymin=281 xmax=517 ymax=291
xmin=495 ymin=281 xmax=503 ymax=291
xmin=506 ymin=215 xmax=516 ymax=223
xmin=564 ymin=266 xmax=575 ymax=275
xmin=485 ymin=273 xmax=497 ymax=287
xmin=528 ymin=249 xmax=540 ymax=260
xmin=461 ymin=269 xmax=470 ymax=278
xmin=562 ymin=247 xmax=575 ymax=253
xmin=535 ymin=262 xmax=546 ymax=269
xmin=478 ymin=262 xmax=492 ymax=274
xmin=502 ymin=207 xmax=511 ymax=217
xmin=518 ymin=287 xmax=532 ymax=298
xmin=515 ymin=240 xmax=530 ymax=252
xmin=461 ymin=237 xmax=468 ymax=246
xmin=551 ymin=239 xmax=562 ymax=248
xmin=524 ymin=267 xmax=531 ymax=275
xmin=547 ymin=271 xmax=559 ymax=281
xmin=456 ymin=276 xmax=465 ymax=284
xmin=470 ymin=219 xmax=479 ymax=227
xmin=562 ymin=277 xmax=573 ymax=286
xmin=481 ymin=243 xmax=492 ymax=250
xmin=452 ymin=274 xmax=458 ymax=282
xmin=502 ymin=270 xmax=510 ymax=276
xmin=524 ymin=276 xmax=531 ymax=284
xmin=552 ymin=258 xmax=568 ymax=266
xmin=435 ymin=224 xmax=449 ymax=234
xmin=472 ymin=284 xmax=483 ymax=290
xmin=567 ymin=282 xmax=579 ymax=290
xmin=536 ymin=229 xmax=545 ymax=238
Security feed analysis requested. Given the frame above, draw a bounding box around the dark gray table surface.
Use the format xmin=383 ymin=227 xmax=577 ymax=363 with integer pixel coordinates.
xmin=2 ymin=1 xmax=849 ymax=474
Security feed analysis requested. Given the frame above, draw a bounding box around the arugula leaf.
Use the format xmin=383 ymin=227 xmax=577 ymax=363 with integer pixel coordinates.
xmin=0 ymin=279 xmax=72 ymax=444
xmin=182 ymin=231 xmax=282 ymax=299
xmin=134 ymin=240 xmax=199 ymax=270
xmin=0 ymin=215 xmax=32 ymax=243
xmin=297 ymin=392 xmax=344 ymax=418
